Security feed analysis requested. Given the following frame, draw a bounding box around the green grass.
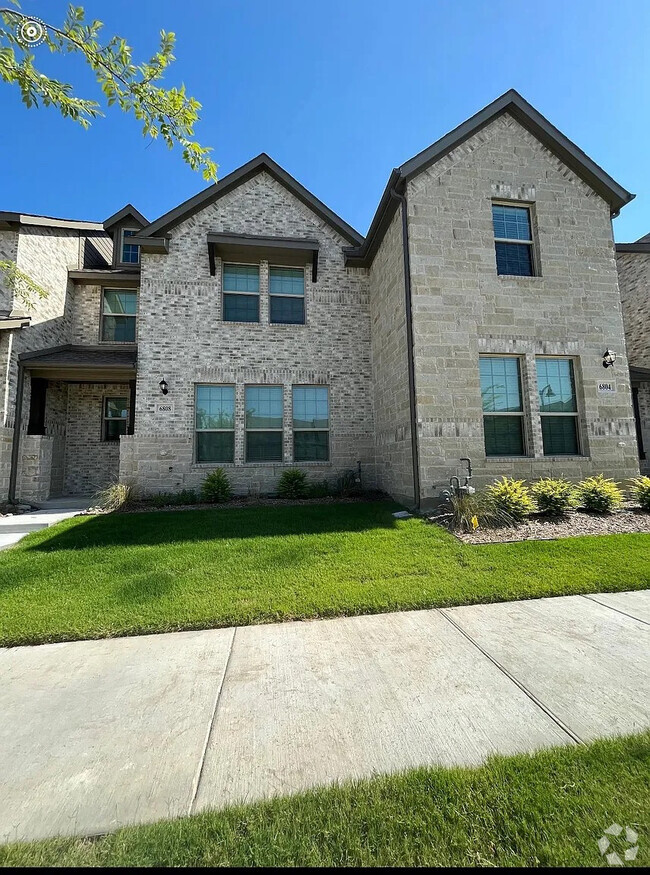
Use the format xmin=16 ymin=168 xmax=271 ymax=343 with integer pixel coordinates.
xmin=1 ymin=500 xmax=649 ymax=647
xmin=1 ymin=733 xmax=647 ymax=867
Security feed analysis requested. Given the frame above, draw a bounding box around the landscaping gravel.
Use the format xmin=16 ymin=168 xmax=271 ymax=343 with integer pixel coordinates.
xmin=444 ymin=508 xmax=650 ymax=543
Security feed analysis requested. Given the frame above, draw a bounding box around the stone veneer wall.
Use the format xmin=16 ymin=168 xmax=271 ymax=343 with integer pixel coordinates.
xmin=406 ymin=112 xmax=639 ymax=501
xmin=368 ymin=205 xmax=415 ymax=505
xmin=122 ymin=171 xmax=375 ymax=496
xmin=616 ymin=250 xmax=650 ymax=473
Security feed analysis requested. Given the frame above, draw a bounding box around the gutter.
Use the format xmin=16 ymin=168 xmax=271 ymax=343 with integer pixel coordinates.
xmin=389 ymin=181 xmax=421 ymax=511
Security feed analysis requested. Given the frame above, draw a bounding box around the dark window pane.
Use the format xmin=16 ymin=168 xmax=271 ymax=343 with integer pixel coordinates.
xmin=541 ymin=417 xmax=579 ymax=455
xmin=223 ymin=293 xmax=259 ymax=322
xmin=269 ymin=267 xmax=304 ymax=295
xmin=195 ymin=386 xmax=234 ymax=429
xmin=479 ymin=357 xmax=522 ymax=412
xmin=197 ymin=431 xmax=235 ymax=463
xmin=270 ymin=296 xmax=304 ymax=324
xmin=245 ymin=387 xmax=283 ymax=429
xmin=121 ymin=230 xmax=140 ymax=264
xmin=105 ymin=397 xmax=128 ymax=419
xmin=104 ymin=419 xmax=127 ymax=441
xmin=492 ymin=205 xmax=532 ymax=241
xmin=223 ymin=264 xmax=259 ymax=292
xmin=294 ymin=431 xmax=329 ymax=461
xmin=246 ymin=431 xmax=283 ymax=462
xmin=537 ymin=358 xmax=577 ymax=412
xmin=293 ymin=386 xmax=329 ymax=429
xmin=103 ymin=290 xmax=137 ymax=315
xmin=483 ymin=416 xmax=524 ymax=456
xmin=495 ymin=242 xmax=533 ymax=276
xmin=102 ymin=315 xmax=136 ymax=342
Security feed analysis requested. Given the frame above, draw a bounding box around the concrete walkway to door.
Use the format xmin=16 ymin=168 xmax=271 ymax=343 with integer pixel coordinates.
xmin=0 ymin=589 xmax=648 ymax=844
xmin=0 ymin=497 xmax=93 ymax=550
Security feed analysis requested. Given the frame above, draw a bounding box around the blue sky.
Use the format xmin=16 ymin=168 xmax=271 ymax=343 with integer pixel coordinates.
xmin=2 ymin=0 xmax=650 ymax=241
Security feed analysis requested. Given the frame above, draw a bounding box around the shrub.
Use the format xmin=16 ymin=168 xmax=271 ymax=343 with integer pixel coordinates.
xmin=530 ymin=478 xmax=576 ymax=516
xmin=486 ymin=477 xmax=534 ymax=523
xmin=628 ymin=476 xmax=650 ymax=511
xmin=201 ymin=469 xmax=233 ymax=503
xmin=306 ymin=479 xmax=331 ymax=499
xmin=577 ymin=475 xmax=623 ymax=513
xmin=150 ymin=489 xmax=200 ymax=508
xmin=94 ymin=481 xmax=136 ymax=512
xmin=447 ymin=492 xmax=515 ymax=532
xmin=334 ymin=469 xmax=363 ymax=497
xmin=277 ymin=468 xmax=307 ymax=499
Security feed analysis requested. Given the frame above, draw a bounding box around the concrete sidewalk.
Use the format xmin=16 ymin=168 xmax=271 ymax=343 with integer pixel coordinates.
xmin=1 ymin=590 xmax=648 ymax=844
xmin=0 ymin=497 xmax=93 ymax=550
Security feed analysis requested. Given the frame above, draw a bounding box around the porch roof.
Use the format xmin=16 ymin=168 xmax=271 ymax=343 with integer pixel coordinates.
xmin=19 ymin=344 xmax=137 ymax=381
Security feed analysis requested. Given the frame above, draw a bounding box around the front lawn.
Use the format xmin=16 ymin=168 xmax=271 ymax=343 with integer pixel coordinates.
xmin=1 ymin=500 xmax=649 ymax=646
xmin=1 ymin=732 xmax=647 ymax=867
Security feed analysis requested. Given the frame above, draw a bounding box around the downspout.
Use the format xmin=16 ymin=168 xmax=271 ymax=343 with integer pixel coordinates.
xmin=8 ymin=359 xmax=25 ymax=503
xmin=390 ymin=182 xmax=421 ymax=511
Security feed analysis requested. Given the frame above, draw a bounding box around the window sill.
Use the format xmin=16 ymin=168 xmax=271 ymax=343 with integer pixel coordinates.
xmin=192 ymin=461 xmax=332 ymax=469
xmin=496 ymin=274 xmax=543 ymax=281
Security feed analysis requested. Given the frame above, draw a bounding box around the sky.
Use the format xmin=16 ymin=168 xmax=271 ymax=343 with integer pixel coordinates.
xmin=2 ymin=0 xmax=650 ymax=241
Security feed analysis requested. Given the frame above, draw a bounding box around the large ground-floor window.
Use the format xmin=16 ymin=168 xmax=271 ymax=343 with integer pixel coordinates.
xmin=536 ymin=357 xmax=579 ymax=455
xmin=195 ymin=385 xmax=235 ymax=462
xmin=245 ymin=386 xmax=284 ymax=462
xmin=293 ymin=386 xmax=329 ymax=461
xmin=479 ymin=356 xmax=525 ymax=456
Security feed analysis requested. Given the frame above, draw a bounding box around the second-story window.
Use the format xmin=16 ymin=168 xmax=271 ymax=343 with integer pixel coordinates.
xmin=101 ymin=289 xmax=137 ymax=342
xmin=223 ymin=264 xmax=260 ymax=322
xmin=492 ymin=203 xmax=535 ymax=277
xmin=270 ymin=267 xmax=305 ymax=324
xmin=121 ymin=229 xmax=140 ymax=265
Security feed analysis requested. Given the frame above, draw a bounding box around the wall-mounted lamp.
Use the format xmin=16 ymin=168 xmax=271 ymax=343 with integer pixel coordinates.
xmin=602 ymin=349 xmax=617 ymax=369
xmin=159 ymin=378 xmax=169 ymax=395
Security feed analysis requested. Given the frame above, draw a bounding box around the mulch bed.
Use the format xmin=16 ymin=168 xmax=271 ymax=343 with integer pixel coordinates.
xmin=431 ymin=507 xmax=650 ymax=543
xmin=83 ymin=493 xmax=387 ymax=515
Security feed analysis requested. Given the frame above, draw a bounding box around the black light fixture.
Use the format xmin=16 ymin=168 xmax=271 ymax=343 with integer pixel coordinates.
xmin=159 ymin=378 xmax=169 ymax=395
xmin=602 ymin=349 xmax=617 ymax=369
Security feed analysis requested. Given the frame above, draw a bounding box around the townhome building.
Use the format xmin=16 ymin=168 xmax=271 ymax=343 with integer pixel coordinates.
xmin=616 ymin=235 xmax=650 ymax=474
xmin=0 ymin=90 xmax=643 ymax=510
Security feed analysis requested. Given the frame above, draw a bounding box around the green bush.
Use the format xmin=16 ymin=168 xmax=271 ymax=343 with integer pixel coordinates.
xmin=577 ymin=475 xmax=623 ymax=513
xmin=150 ymin=489 xmax=200 ymax=508
xmin=278 ymin=468 xmax=307 ymax=499
xmin=530 ymin=478 xmax=576 ymax=516
xmin=486 ymin=477 xmax=534 ymax=523
xmin=334 ymin=469 xmax=363 ymax=497
xmin=447 ymin=492 xmax=515 ymax=532
xmin=201 ymin=469 xmax=233 ymax=503
xmin=306 ymin=479 xmax=331 ymax=499
xmin=629 ymin=476 xmax=650 ymax=511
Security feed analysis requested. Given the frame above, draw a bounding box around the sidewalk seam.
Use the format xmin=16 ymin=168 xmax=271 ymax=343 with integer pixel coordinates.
xmin=188 ymin=626 xmax=237 ymax=815
xmin=580 ymin=594 xmax=650 ymax=626
xmin=437 ymin=608 xmax=584 ymax=746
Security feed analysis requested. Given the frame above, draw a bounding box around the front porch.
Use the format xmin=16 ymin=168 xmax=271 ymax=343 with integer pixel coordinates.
xmin=13 ymin=345 xmax=136 ymax=503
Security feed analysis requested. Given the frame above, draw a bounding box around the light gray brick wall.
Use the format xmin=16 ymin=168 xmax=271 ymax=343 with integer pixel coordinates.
xmin=126 ymin=171 xmax=375 ymax=496
xmin=406 ymin=112 xmax=639 ymax=499
xmin=617 ymin=251 xmax=650 ymax=370
xmin=63 ymin=382 xmax=128 ymax=495
xmin=368 ymin=205 xmax=414 ymax=504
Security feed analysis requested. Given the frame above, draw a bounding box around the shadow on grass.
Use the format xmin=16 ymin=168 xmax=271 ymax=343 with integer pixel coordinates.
xmin=24 ymin=500 xmax=402 ymax=553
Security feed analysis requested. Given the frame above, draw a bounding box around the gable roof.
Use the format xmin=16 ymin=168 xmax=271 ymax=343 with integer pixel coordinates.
xmin=137 ymin=153 xmax=363 ymax=246
xmin=346 ymin=89 xmax=635 ymax=268
xmin=103 ymin=204 xmax=148 ymax=232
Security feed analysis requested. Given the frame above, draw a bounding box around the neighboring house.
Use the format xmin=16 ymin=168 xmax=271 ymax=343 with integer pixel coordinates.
xmin=616 ymin=235 xmax=650 ymax=473
xmin=0 ymin=90 xmax=643 ymax=509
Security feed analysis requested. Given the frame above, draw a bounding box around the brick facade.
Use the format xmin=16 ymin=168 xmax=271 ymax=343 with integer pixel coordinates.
xmin=0 ymin=95 xmax=646 ymax=504
xmin=405 ymin=114 xmax=639 ymax=500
